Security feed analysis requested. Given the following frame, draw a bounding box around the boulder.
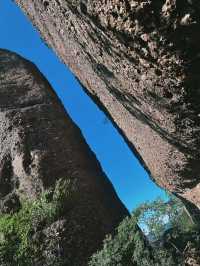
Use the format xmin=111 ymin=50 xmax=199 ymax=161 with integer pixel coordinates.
xmin=0 ymin=49 xmax=128 ymax=265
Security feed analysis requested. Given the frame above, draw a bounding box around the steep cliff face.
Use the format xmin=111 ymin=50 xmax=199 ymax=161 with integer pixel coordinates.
xmin=0 ymin=49 xmax=129 ymax=265
xmin=15 ymin=0 xmax=200 ymax=208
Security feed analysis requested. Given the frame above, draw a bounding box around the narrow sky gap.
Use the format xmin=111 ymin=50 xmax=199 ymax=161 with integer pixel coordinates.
xmin=0 ymin=0 xmax=167 ymax=211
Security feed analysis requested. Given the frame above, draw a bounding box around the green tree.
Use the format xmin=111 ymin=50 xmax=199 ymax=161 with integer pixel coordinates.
xmin=134 ymin=194 xmax=195 ymax=240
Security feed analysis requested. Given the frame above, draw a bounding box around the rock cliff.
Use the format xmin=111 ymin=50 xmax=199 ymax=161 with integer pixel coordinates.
xmin=15 ymin=0 xmax=200 ymax=208
xmin=0 ymin=49 xmax=128 ymax=265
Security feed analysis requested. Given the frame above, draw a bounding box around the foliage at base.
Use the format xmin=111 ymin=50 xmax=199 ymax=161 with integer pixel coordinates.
xmin=89 ymin=194 xmax=200 ymax=266
xmin=88 ymin=213 xmax=179 ymax=266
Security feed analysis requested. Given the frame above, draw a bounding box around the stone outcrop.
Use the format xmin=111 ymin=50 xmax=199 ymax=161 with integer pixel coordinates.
xmin=15 ymin=0 xmax=200 ymax=208
xmin=0 ymin=49 xmax=129 ymax=265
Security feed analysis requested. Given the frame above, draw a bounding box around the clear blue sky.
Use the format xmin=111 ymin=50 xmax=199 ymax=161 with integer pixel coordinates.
xmin=0 ymin=0 xmax=167 ymax=211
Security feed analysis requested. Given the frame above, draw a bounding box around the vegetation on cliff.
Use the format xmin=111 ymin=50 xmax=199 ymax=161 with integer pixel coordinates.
xmin=0 ymin=178 xmax=77 ymax=266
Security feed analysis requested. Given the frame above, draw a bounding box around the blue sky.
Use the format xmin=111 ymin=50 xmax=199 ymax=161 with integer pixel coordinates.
xmin=0 ymin=0 xmax=167 ymax=211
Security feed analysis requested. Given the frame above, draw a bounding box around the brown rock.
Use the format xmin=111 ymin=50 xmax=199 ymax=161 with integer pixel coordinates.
xmin=15 ymin=0 xmax=200 ymax=209
xmin=0 ymin=49 xmax=128 ymax=265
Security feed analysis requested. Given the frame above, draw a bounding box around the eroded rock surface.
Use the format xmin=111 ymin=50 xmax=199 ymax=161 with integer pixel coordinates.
xmin=15 ymin=0 xmax=200 ymax=208
xmin=0 ymin=49 xmax=128 ymax=265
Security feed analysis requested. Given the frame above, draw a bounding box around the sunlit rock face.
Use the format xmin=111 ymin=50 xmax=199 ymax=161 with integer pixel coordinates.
xmin=15 ymin=0 xmax=200 ymax=208
xmin=0 ymin=49 xmax=128 ymax=265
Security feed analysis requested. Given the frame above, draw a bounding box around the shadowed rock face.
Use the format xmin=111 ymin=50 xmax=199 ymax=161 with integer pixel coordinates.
xmin=0 ymin=49 xmax=128 ymax=265
xmin=15 ymin=0 xmax=200 ymax=208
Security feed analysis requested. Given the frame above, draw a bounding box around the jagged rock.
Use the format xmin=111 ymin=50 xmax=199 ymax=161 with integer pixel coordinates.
xmin=15 ymin=0 xmax=200 ymax=209
xmin=0 ymin=49 xmax=129 ymax=265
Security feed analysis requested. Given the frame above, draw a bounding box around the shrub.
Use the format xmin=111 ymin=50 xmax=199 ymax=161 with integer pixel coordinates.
xmin=89 ymin=194 xmax=194 ymax=266
xmin=89 ymin=214 xmax=178 ymax=266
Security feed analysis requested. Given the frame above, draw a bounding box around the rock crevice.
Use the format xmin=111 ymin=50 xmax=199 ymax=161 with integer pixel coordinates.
xmin=15 ymin=0 xmax=200 ymax=208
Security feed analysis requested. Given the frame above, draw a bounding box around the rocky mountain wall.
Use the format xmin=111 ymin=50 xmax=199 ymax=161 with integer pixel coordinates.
xmin=0 ymin=49 xmax=129 ymax=265
xmin=15 ymin=0 xmax=200 ymax=208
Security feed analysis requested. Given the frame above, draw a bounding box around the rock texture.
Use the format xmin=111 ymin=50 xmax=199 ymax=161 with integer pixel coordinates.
xmin=15 ymin=0 xmax=200 ymax=208
xmin=0 ymin=49 xmax=129 ymax=265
